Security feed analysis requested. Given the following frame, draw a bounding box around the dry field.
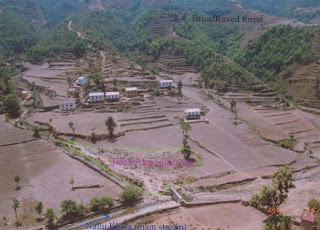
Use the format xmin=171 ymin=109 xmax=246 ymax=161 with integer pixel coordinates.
xmin=130 ymin=204 xmax=265 ymax=230
xmin=0 ymin=116 xmax=123 ymax=228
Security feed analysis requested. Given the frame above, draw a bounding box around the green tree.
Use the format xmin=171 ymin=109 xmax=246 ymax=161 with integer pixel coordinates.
xmin=12 ymin=198 xmax=20 ymax=225
xmin=67 ymin=76 xmax=73 ymax=86
xmin=60 ymin=199 xmax=77 ymax=217
xmin=308 ymin=198 xmax=320 ymax=213
xmin=44 ymin=208 xmax=55 ymax=226
xmin=180 ymin=120 xmax=192 ymax=160
xmin=72 ymin=40 xmax=86 ymax=58
xmin=69 ymin=122 xmax=75 ymax=135
xmin=75 ymin=204 xmax=86 ymax=216
xmin=280 ymin=216 xmax=293 ymax=230
xmin=105 ymin=116 xmax=116 ymax=138
xmin=230 ymin=99 xmax=237 ymax=112
xmin=313 ymin=213 xmax=320 ymax=230
xmin=3 ymin=94 xmax=20 ymax=117
xmin=119 ymin=188 xmax=138 ymax=205
xmin=90 ymin=197 xmax=113 ymax=211
xmin=112 ymin=79 xmax=117 ymax=87
xmin=14 ymin=176 xmax=20 ymax=190
xmin=249 ymin=166 xmax=295 ymax=229
xmin=32 ymin=127 xmax=40 ymax=138
xmin=178 ymin=80 xmax=183 ymax=97
xmin=34 ymin=201 xmax=43 ymax=219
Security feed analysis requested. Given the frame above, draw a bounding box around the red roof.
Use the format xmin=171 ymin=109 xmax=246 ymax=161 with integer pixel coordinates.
xmin=301 ymin=210 xmax=315 ymax=223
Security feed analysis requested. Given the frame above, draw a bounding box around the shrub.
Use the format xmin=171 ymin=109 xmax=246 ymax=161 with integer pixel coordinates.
xmin=54 ymin=139 xmax=64 ymax=146
xmin=119 ymin=188 xmax=138 ymax=205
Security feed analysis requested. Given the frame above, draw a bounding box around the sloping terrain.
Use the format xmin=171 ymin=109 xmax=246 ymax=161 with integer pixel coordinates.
xmin=0 ymin=116 xmax=123 ymax=227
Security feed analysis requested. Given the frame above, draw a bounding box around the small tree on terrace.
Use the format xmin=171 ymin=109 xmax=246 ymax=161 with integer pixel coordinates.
xmin=67 ymin=77 xmax=73 ymax=87
xmin=180 ymin=120 xmax=192 ymax=160
xmin=178 ymin=80 xmax=183 ymax=98
xmin=44 ymin=208 xmax=55 ymax=226
xmin=14 ymin=176 xmax=20 ymax=190
xmin=34 ymin=201 xmax=43 ymax=219
xmin=69 ymin=122 xmax=75 ymax=135
xmin=230 ymin=99 xmax=237 ymax=113
xmin=12 ymin=198 xmax=20 ymax=225
xmin=249 ymin=166 xmax=295 ymax=229
xmin=105 ymin=116 xmax=116 ymax=139
xmin=112 ymin=78 xmax=117 ymax=87
xmin=60 ymin=199 xmax=77 ymax=217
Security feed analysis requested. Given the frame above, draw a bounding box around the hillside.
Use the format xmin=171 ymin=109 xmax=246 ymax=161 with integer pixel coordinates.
xmin=238 ymin=0 xmax=320 ymax=23
xmin=0 ymin=5 xmax=39 ymax=57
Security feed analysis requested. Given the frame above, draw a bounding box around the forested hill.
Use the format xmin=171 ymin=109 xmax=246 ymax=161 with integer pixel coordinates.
xmin=0 ymin=5 xmax=39 ymax=57
xmin=238 ymin=0 xmax=320 ymax=23
xmin=233 ymin=26 xmax=316 ymax=82
xmin=0 ymin=0 xmax=90 ymax=29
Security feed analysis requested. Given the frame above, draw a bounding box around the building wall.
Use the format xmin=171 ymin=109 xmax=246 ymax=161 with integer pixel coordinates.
xmin=59 ymin=103 xmax=76 ymax=111
xmin=125 ymin=91 xmax=138 ymax=97
xmin=106 ymin=95 xmax=120 ymax=100
xmin=89 ymin=96 xmax=104 ymax=102
xmin=160 ymin=82 xmax=173 ymax=87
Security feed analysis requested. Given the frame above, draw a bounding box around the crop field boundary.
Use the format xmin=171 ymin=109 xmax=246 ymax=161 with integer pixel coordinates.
xmin=66 ymin=140 xmax=203 ymax=196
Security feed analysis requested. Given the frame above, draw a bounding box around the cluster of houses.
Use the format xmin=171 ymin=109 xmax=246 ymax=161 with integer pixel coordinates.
xmin=59 ymin=77 xmax=176 ymax=111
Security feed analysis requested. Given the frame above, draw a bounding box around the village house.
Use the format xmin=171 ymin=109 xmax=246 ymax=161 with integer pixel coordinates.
xmin=106 ymin=92 xmax=120 ymax=101
xmin=184 ymin=108 xmax=201 ymax=120
xmin=300 ymin=208 xmax=315 ymax=230
xmin=59 ymin=99 xmax=76 ymax=111
xmin=75 ymin=76 xmax=88 ymax=85
xmin=159 ymin=79 xmax=174 ymax=88
xmin=18 ymin=90 xmax=31 ymax=99
xmin=88 ymin=92 xmax=105 ymax=102
xmin=125 ymin=87 xmax=138 ymax=98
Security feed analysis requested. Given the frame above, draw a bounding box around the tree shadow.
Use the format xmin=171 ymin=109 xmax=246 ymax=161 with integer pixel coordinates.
xmin=36 ymin=218 xmax=44 ymax=223
xmin=107 ymin=138 xmax=117 ymax=143
xmin=15 ymin=186 xmax=21 ymax=191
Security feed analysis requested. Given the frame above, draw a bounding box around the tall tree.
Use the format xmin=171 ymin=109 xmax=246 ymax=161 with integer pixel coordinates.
xmin=178 ymin=80 xmax=183 ymax=98
xmin=3 ymin=94 xmax=20 ymax=118
xmin=249 ymin=166 xmax=295 ymax=229
xmin=14 ymin=176 xmax=20 ymax=190
xmin=230 ymin=99 xmax=237 ymax=112
xmin=68 ymin=122 xmax=75 ymax=135
xmin=105 ymin=116 xmax=116 ymax=138
xmin=44 ymin=208 xmax=55 ymax=226
xmin=34 ymin=201 xmax=43 ymax=219
xmin=12 ymin=198 xmax=20 ymax=224
xmin=180 ymin=120 xmax=192 ymax=160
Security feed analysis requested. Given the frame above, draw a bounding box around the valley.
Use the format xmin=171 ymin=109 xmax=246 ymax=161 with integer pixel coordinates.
xmin=0 ymin=0 xmax=320 ymax=230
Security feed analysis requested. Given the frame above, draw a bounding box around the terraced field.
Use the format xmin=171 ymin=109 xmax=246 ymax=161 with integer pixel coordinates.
xmin=281 ymin=62 xmax=320 ymax=109
xmin=239 ymin=103 xmax=320 ymax=156
xmin=0 ymin=116 xmax=123 ymax=227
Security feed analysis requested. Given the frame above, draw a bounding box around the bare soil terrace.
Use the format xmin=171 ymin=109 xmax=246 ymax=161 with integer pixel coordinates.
xmin=0 ymin=116 xmax=123 ymax=228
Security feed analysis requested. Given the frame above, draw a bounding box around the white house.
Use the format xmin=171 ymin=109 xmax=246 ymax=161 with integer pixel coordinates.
xmin=75 ymin=76 xmax=88 ymax=85
xmin=184 ymin=108 xmax=201 ymax=120
xmin=59 ymin=99 xmax=76 ymax=111
xmin=106 ymin=92 xmax=120 ymax=101
xmin=88 ymin=92 xmax=105 ymax=102
xmin=159 ymin=80 xmax=174 ymax=88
